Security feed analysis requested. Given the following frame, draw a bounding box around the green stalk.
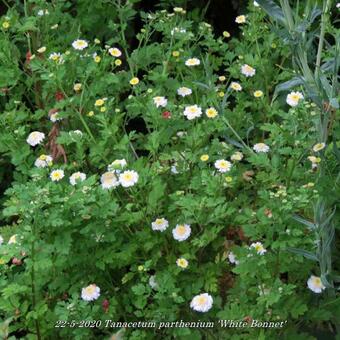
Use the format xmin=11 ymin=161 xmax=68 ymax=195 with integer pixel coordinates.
xmin=315 ymin=0 xmax=332 ymax=77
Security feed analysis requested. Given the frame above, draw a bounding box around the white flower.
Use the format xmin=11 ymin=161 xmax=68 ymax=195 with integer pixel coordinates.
xmin=205 ymin=107 xmax=218 ymax=118
xmin=8 ymin=234 xmax=17 ymax=244
xmin=176 ymin=258 xmax=189 ymax=268
xmin=50 ymin=169 xmax=65 ymax=182
xmin=70 ymin=172 xmax=86 ymax=185
xmin=27 ymin=131 xmax=45 ymax=146
xmin=183 ymin=105 xmax=202 ymax=120
xmin=337 ymin=3 xmax=340 ymax=9
xmin=108 ymin=159 xmax=127 ymax=172
xmin=153 ymin=96 xmax=168 ymax=108
xmin=250 ymin=242 xmax=267 ymax=255
xmin=190 ymin=293 xmax=213 ymax=312
xmin=307 ymin=275 xmax=326 ymax=293
xmin=119 ymin=170 xmax=139 ymax=187
xmin=151 ymin=218 xmax=169 ymax=232
xmin=230 ymin=151 xmax=243 ymax=161
xmin=81 ymin=284 xmax=100 ymax=301
xmin=254 ymin=1 xmax=260 ymax=7
xmin=48 ymin=52 xmax=64 ymax=64
xmin=149 ymin=275 xmax=158 ymax=290
xmin=34 ymin=154 xmax=53 ymax=168
xmin=241 ymin=64 xmax=256 ymax=77
xmin=108 ymin=47 xmax=122 ymax=57
xmin=172 ymin=224 xmax=191 ymax=241
xmin=101 ymin=171 xmax=119 ymax=189
xmin=253 ymin=143 xmax=270 ymax=153
xmin=235 ymin=15 xmax=246 ymax=24
xmin=185 ymin=58 xmax=200 ymax=66
xmin=0 ymin=235 xmax=3 ymax=246
xmin=228 ymin=252 xmax=239 ymax=265
xmin=72 ymin=39 xmax=88 ymax=50
xmin=312 ymin=143 xmax=326 ymax=152
xmin=177 ymin=87 xmax=192 ymax=97
xmin=286 ymin=91 xmax=304 ymax=107
xmin=50 ymin=111 xmax=62 ymax=122
xmin=230 ymin=82 xmax=242 ymax=91
xmin=214 ymin=159 xmax=232 ymax=173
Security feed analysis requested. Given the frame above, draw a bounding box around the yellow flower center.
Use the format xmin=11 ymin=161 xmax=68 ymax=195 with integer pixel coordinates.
xmin=177 ymin=225 xmax=186 ymax=235
xmin=197 ymin=296 xmax=207 ymax=305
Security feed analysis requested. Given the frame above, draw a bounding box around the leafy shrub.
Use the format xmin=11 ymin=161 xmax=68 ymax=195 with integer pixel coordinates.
xmin=0 ymin=0 xmax=339 ymax=339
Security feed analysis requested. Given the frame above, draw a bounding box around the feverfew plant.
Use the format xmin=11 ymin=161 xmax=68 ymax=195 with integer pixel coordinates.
xmin=0 ymin=1 xmax=338 ymax=339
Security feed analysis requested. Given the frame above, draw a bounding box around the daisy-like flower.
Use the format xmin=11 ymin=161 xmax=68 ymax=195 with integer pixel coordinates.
xmin=108 ymin=159 xmax=127 ymax=172
xmin=108 ymin=47 xmax=122 ymax=57
xmin=50 ymin=169 xmax=65 ymax=182
xmin=151 ymin=218 xmax=169 ymax=232
xmin=8 ymin=234 xmax=17 ymax=244
xmin=253 ymin=143 xmax=270 ymax=153
xmin=185 ymin=58 xmax=200 ymax=66
xmin=205 ymin=107 xmax=218 ymax=118
xmin=153 ymin=96 xmax=168 ymax=108
xmin=74 ymin=83 xmax=82 ymax=92
xmin=214 ymin=159 xmax=232 ymax=173
xmin=228 ymin=252 xmax=239 ymax=265
xmin=235 ymin=15 xmax=246 ymax=24
xmin=230 ymin=82 xmax=242 ymax=91
xmin=307 ymin=275 xmax=326 ymax=294
xmin=72 ymin=39 xmax=88 ymax=50
xmin=190 ymin=293 xmax=213 ymax=312
xmin=241 ymin=64 xmax=256 ymax=77
xmin=49 ymin=52 xmax=64 ymax=64
xmin=223 ymin=31 xmax=231 ymax=38
xmin=183 ymin=105 xmax=202 ymax=120
xmin=177 ymin=87 xmax=192 ymax=97
xmin=130 ymin=77 xmax=139 ymax=85
xmin=200 ymin=154 xmax=209 ymax=162
xmin=101 ymin=172 xmax=119 ymax=189
xmin=81 ymin=284 xmax=100 ymax=301
xmin=172 ymin=224 xmax=191 ymax=241
xmin=119 ymin=170 xmax=139 ymax=188
xmin=50 ymin=111 xmax=62 ymax=123
xmin=94 ymin=98 xmax=106 ymax=107
xmin=230 ymin=151 xmax=243 ymax=161
xmin=69 ymin=172 xmax=86 ymax=186
xmin=254 ymin=90 xmax=264 ymax=98
xmin=34 ymin=154 xmax=53 ymax=168
xmin=313 ymin=143 xmax=326 ymax=152
xmin=176 ymin=258 xmax=189 ymax=269
xmin=27 ymin=131 xmax=45 ymax=146
xmin=250 ymin=242 xmax=267 ymax=255
xmin=286 ymin=91 xmax=304 ymax=107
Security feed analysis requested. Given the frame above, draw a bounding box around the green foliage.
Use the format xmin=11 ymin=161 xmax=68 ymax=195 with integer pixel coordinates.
xmin=0 ymin=0 xmax=339 ymax=339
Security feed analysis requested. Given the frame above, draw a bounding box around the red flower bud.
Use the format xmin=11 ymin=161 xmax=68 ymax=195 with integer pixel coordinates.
xmin=102 ymin=299 xmax=109 ymax=313
xmin=162 ymin=111 xmax=171 ymax=119
xmin=55 ymin=91 xmax=64 ymax=101
xmin=12 ymin=258 xmax=22 ymax=265
xmin=26 ymin=51 xmax=32 ymax=63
